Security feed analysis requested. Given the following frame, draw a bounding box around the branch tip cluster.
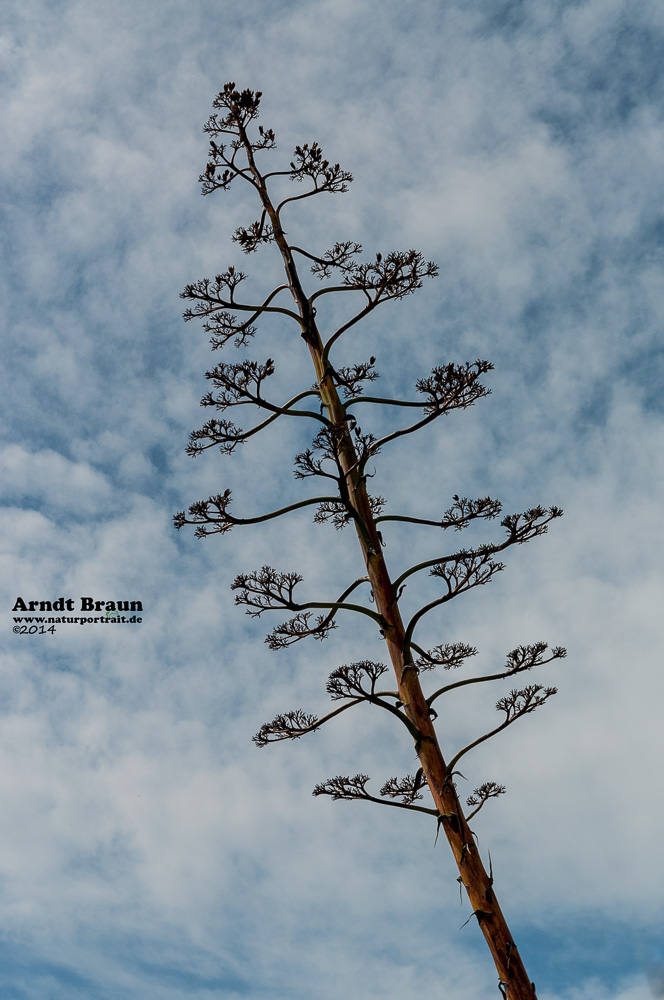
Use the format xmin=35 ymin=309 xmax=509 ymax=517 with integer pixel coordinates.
xmin=380 ymin=771 xmax=428 ymax=804
xmin=326 ymin=660 xmax=391 ymax=700
xmin=290 ymin=142 xmax=353 ymax=193
xmin=466 ymin=782 xmax=507 ymax=820
xmin=442 ymin=495 xmax=502 ymax=529
xmin=417 ymin=360 xmax=493 ymax=415
xmin=254 ymin=710 xmax=319 ymax=747
xmin=496 ymin=684 xmax=558 ymax=721
xmin=415 ymin=642 xmax=479 ymax=672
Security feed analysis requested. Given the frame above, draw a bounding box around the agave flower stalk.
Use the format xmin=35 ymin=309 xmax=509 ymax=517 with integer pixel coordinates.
xmin=176 ymin=83 xmax=567 ymax=999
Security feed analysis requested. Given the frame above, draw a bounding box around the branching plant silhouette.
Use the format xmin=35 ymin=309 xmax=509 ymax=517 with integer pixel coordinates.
xmin=175 ymin=84 xmax=566 ymax=999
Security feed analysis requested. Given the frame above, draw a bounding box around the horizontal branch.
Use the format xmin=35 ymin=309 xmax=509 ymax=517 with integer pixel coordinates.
xmin=394 ymin=506 xmax=564 ymax=591
xmin=185 ymin=404 xmax=326 ymax=457
xmin=185 ymin=383 xmax=327 ymax=459
xmin=182 ymin=273 xmax=302 ymax=330
xmin=376 ymin=496 xmax=502 ymax=531
xmin=253 ymin=700 xmax=362 ymax=747
xmin=426 ymin=643 xmax=567 ymax=706
xmin=346 ymin=394 xmax=428 ymax=409
xmin=265 ymin=599 xmax=387 ymax=648
xmin=291 ymin=600 xmax=385 ymax=624
xmin=230 ymin=569 xmax=385 ymax=648
xmin=366 ymin=362 xmax=493 ymax=456
xmin=255 ymin=659 xmax=416 ymax=745
xmin=312 ymin=774 xmax=439 ymax=817
xmin=292 ymin=240 xmax=363 ymax=278
xmin=173 ymin=490 xmax=345 ymax=538
xmin=411 ymin=641 xmax=479 ymax=672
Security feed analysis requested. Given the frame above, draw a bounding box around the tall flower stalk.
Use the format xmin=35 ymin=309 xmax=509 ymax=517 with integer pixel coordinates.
xmin=176 ymin=84 xmax=565 ymax=999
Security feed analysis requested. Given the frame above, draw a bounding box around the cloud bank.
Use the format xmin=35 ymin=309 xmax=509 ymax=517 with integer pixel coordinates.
xmin=0 ymin=1 xmax=662 ymax=997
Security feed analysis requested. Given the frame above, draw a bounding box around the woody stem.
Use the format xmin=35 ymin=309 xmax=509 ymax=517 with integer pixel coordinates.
xmin=239 ymin=128 xmax=537 ymax=1000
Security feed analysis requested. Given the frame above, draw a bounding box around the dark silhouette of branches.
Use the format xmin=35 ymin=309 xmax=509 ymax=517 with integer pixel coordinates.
xmin=380 ymin=771 xmax=428 ymax=804
xmin=231 ymin=565 xmax=303 ymax=616
xmin=313 ymin=773 xmax=372 ymax=801
xmin=425 ymin=643 xmax=567 ymax=707
xmin=229 ymin=569 xmax=383 ymax=649
xmin=466 ymin=782 xmax=507 ymax=821
xmin=335 ymin=249 xmax=439 ymax=300
xmin=174 ymin=489 xmax=349 ymax=538
xmin=232 ymin=217 xmax=275 ymax=253
xmin=202 ymin=358 xmax=276 ymax=408
xmin=312 ymin=774 xmax=438 ymax=817
xmin=253 ymin=659 xmax=414 ymax=748
xmin=314 ymin=494 xmax=384 ymax=530
xmin=302 ymin=239 xmax=363 ymax=278
xmin=175 ymin=83 xmax=567 ymax=1000
xmin=440 ymin=495 xmax=503 ymax=529
xmin=294 ymin=426 xmax=378 ymax=482
xmin=326 ymin=660 xmax=392 ymax=700
xmin=266 ymin=611 xmax=338 ymax=649
xmin=445 ymin=685 xmax=558 ymax=776
xmin=413 ymin=641 xmax=479 ymax=671
xmin=254 ymin=710 xmax=320 ymax=746
xmin=333 ymin=358 xmax=379 ymax=397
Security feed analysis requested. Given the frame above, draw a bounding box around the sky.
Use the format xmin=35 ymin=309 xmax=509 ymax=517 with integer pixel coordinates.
xmin=1 ymin=0 xmax=663 ymax=997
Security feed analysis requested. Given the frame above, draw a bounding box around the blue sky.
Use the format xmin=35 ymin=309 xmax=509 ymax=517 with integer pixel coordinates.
xmin=1 ymin=1 xmax=663 ymax=997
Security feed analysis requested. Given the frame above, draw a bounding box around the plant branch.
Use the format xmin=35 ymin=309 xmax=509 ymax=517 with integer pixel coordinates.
xmin=394 ymin=506 xmax=564 ymax=590
xmin=426 ymin=644 xmax=567 ymax=706
xmin=312 ymin=774 xmax=439 ymax=817
xmin=465 ymin=782 xmax=507 ymax=822
xmin=176 ymin=84 xmax=559 ymax=999
xmin=411 ymin=642 xmax=479 ymax=672
xmin=403 ymin=547 xmax=505 ymax=652
xmin=174 ymin=490 xmax=348 ymax=537
xmin=376 ymin=496 xmax=502 ymax=530
xmin=253 ymin=701 xmax=363 ymax=746
xmin=446 ymin=685 xmax=558 ymax=776
xmin=182 ymin=275 xmax=301 ymax=328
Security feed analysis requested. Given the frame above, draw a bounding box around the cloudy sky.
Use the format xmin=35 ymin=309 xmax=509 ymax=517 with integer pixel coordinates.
xmin=1 ymin=1 xmax=663 ymax=997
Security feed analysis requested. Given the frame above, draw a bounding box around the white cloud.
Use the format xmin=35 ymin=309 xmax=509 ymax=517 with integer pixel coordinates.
xmin=1 ymin=0 xmax=663 ymax=996
xmin=0 ymin=445 xmax=111 ymax=514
